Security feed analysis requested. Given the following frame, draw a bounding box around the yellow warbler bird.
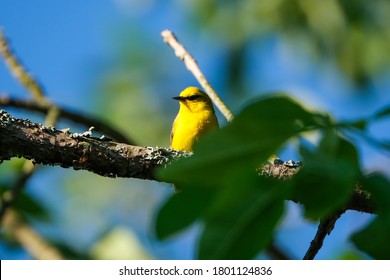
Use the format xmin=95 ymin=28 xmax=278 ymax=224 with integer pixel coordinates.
xmin=170 ymin=87 xmax=219 ymax=152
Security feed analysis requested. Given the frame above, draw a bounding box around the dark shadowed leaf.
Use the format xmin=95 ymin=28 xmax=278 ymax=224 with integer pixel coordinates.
xmin=155 ymin=186 xmax=216 ymax=240
xmin=292 ymin=130 xmax=361 ymax=219
xmin=373 ymin=105 xmax=390 ymax=121
xmin=0 ymin=185 xmax=50 ymax=221
xmin=351 ymin=173 xmax=390 ymax=259
xmin=343 ymin=119 xmax=367 ymax=131
xmin=14 ymin=193 xmax=51 ymax=221
xmin=198 ymin=172 xmax=291 ymax=259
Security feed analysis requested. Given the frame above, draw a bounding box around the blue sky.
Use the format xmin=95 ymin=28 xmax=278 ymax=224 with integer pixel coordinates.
xmin=1 ymin=1 xmax=118 ymax=108
xmin=1 ymin=1 xmax=389 ymax=260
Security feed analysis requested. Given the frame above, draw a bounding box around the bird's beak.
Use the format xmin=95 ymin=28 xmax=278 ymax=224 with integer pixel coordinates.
xmin=173 ymin=96 xmax=191 ymax=111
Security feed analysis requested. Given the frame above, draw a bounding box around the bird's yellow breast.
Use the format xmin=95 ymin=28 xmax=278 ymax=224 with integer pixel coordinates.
xmin=170 ymin=87 xmax=219 ymax=152
xmin=171 ymin=109 xmax=218 ymax=152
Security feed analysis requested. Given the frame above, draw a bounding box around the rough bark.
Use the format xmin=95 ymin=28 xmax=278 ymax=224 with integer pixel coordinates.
xmin=0 ymin=109 xmax=184 ymax=181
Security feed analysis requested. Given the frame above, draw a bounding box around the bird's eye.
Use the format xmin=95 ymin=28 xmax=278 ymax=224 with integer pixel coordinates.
xmin=186 ymin=95 xmax=201 ymax=101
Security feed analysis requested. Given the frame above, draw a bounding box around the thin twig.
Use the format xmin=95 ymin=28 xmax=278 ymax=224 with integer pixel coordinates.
xmin=303 ymin=210 xmax=345 ymax=260
xmin=0 ymin=28 xmax=47 ymax=104
xmin=0 ymin=95 xmax=134 ymax=144
xmin=0 ymin=29 xmax=61 ymax=241
xmin=0 ymin=29 xmax=55 ymax=224
xmin=0 ymin=162 xmax=35 ymax=222
xmin=2 ymin=209 xmax=64 ymax=259
xmin=161 ymin=29 xmax=235 ymax=122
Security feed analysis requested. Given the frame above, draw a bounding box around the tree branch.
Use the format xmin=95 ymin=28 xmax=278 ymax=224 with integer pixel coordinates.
xmin=0 ymin=95 xmax=135 ymax=144
xmin=2 ymin=209 xmax=64 ymax=259
xmin=303 ymin=210 xmax=345 ymax=260
xmin=161 ymin=29 xmax=235 ymax=122
xmin=259 ymin=164 xmax=374 ymax=214
xmin=0 ymin=28 xmax=66 ymax=225
xmin=0 ymin=161 xmax=35 ymax=222
xmin=0 ymin=109 xmax=185 ymax=181
xmin=0 ymin=29 xmax=67 ymax=239
xmin=0 ymin=109 xmax=374 ymax=214
xmin=0 ymin=29 xmax=46 ymax=104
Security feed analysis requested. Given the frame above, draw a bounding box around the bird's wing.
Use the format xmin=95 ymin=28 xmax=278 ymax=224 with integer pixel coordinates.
xmin=170 ymin=115 xmax=178 ymax=146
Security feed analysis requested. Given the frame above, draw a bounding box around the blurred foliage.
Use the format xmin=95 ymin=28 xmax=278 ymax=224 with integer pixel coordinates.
xmin=159 ymin=95 xmax=318 ymax=186
xmin=156 ymin=95 xmax=390 ymax=259
xmin=293 ymin=130 xmax=360 ymax=219
xmin=351 ymin=173 xmax=390 ymax=259
xmin=338 ymin=251 xmax=366 ymax=260
xmin=189 ymin=0 xmax=390 ymax=87
xmin=94 ymin=28 xmax=172 ymax=147
xmin=0 ymin=161 xmax=50 ymax=222
xmin=2 ymin=0 xmax=390 ymax=260
xmin=90 ymin=226 xmax=153 ymax=260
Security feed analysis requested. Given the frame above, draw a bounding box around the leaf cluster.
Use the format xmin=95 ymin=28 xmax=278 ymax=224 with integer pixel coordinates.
xmin=155 ymin=95 xmax=390 ymax=259
xmin=190 ymin=0 xmax=390 ymax=85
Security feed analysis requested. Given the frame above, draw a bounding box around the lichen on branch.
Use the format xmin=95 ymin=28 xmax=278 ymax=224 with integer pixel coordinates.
xmin=0 ymin=109 xmax=185 ymax=181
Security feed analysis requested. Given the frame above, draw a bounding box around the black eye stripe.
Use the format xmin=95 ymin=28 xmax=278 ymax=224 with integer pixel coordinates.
xmin=185 ymin=94 xmax=201 ymax=101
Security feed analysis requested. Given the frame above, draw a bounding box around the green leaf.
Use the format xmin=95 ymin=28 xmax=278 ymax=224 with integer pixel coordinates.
xmin=373 ymin=105 xmax=390 ymax=120
xmin=362 ymin=173 xmax=390 ymax=217
xmin=351 ymin=217 xmax=390 ymax=260
xmin=339 ymin=119 xmax=367 ymax=131
xmin=292 ymin=130 xmax=360 ymax=219
xmin=155 ymin=95 xmax=323 ymax=259
xmin=198 ymin=173 xmax=290 ymax=259
xmin=155 ymin=187 xmax=216 ymax=240
xmin=380 ymin=141 xmax=390 ymax=150
xmin=339 ymin=251 xmax=365 ymax=260
xmin=349 ymin=119 xmax=367 ymax=130
xmin=0 ymin=186 xmax=50 ymax=221
xmin=351 ymin=173 xmax=390 ymax=259
xmin=158 ymin=95 xmax=317 ymax=187
xmin=14 ymin=192 xmax=51 ymax=221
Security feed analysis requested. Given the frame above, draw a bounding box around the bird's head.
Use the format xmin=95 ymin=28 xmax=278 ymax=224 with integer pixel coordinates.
xmin=173 ymin=87 xmax=214 ymax=113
